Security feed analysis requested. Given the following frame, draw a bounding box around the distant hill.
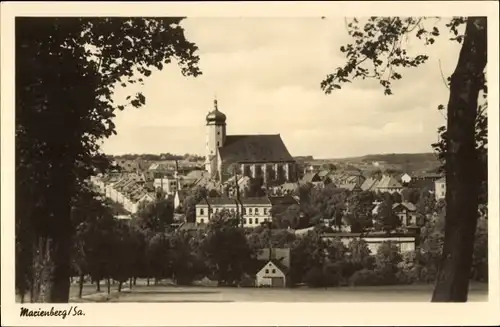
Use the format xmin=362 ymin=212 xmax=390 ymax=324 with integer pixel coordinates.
xmin=310 ymin=153 xmax=442 ymax=174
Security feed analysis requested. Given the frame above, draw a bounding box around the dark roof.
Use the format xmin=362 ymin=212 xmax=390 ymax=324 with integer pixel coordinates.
xmin=206 ymin=197 xmax=238 ymax=206
xmin=301 ymin=172 xmax=320 ymax=183
xmin=240 ymin=197 xmax=271 ymax=205
xmin=268 ymin=195 xmax=298 ymax=206
xmin=206 ymin=100 xmax=226 ymax=123
xmin=218 ymin=134 xmax=295 ymax=164
xmin=270 ymin=259 xmax=289 ymax=274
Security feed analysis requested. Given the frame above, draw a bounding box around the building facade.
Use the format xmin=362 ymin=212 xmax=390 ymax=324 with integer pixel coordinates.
xmin=435 ymin=177 xmax=446 ymax=201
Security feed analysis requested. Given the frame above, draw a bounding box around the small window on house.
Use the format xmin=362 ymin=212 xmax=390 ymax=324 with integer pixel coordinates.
xmin=217 ymin=142 xmax=220 ymax=146
xmin=249 ymin=208 xmax=253 ymax=214
xmin=200 ymin=209 xmax=204 ymax=215
xmin=249 ymin=218 xmax=253 ymax=224
xmin=265 ymin=269 xmax=269 ymax=274
xmin=243 ymin=218 xmax=247 ymax=224
xmin=255 ymin=218 xmax=259 ymax=224
xmin=272 ymin=269 xmax=276 ymax=274
xmin=217 ymin=131 xmax=220 ymax=135
xmin=264 ymin=208 xmax=268 ymax=214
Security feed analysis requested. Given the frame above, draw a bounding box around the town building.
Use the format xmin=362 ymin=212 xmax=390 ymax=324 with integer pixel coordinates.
xmin=195 ymin=195 xmax=298 ymax=228
xmin=204 ymin=98 xmax=297 ymax=183
xmin=254 ymin=248 xmax=291 ymax=288
xmin=392 ymin=202 xmax=418 ymax=226
xmin=434 ymin=177 xmax=446 ymax=201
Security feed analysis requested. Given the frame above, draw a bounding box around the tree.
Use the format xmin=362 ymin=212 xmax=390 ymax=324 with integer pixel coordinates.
xmin=321 ymin=17 xmax=487 ymax=301
xmin=416 ymin=190 xmax=436 ymax=225
xmin=290 ymin=231 xmax=328 ymax=284
xmin=374 ymin=241 xmax=403 ymax=284
xmin=135 ymin=198 xmax=174 ymax=233
xmin=16 ymin=17 xmax=201 ymax=302
xmin=70 ymin=187 xmax=116 ymax=298
xmin=243 ymin=177 xmax=266 ymax=197
xmin=200 ymin=211 xmax=252 ymax=285
xmin=345 ymin=190 xmax=375 ymax=232
xmin=374 ymin=195 xmax=400 ymax=232
xmin=183 ymin=186 xmax=208 ymax=223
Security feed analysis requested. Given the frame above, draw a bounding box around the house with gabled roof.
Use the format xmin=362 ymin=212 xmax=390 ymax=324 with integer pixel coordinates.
xmin=254 ymin=247 xmax=291 ymax=288
xmin=374 ymin=175 xmax=403 ymax=194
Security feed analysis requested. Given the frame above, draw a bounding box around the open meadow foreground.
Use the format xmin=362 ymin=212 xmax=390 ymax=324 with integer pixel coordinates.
xmin=65 ymin=283 xmax=488 ymax=303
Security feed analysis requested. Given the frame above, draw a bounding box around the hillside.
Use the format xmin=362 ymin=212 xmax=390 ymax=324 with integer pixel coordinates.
xmin=308 ymin=152 xmax=442 ymax=174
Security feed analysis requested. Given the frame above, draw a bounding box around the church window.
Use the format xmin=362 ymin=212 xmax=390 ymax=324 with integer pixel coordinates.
xmin=200 ymin=209 xmax=204 ymax=215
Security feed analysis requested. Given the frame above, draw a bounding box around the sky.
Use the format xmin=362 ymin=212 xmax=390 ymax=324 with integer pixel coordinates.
xmin=101 ymin=17 xmax=463 ymax=159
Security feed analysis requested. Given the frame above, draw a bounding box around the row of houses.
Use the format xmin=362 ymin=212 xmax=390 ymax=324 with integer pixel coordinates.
xmin=92 ymin=173 xmax=156 ymax=214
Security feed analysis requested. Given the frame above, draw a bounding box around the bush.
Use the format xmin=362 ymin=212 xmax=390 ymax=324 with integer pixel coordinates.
xmin=349 ymin=269 xmax=382 ymax=286
xmin=304 ymin=266 xmax=328 ymax=288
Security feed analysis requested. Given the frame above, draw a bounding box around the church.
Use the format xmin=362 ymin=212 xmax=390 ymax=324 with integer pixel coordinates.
xmin=204 ymin=99 xmax=297 ymax=184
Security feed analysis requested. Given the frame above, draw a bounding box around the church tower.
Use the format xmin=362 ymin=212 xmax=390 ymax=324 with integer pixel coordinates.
xmin=205 ymin=98 xmax=226 ymax=176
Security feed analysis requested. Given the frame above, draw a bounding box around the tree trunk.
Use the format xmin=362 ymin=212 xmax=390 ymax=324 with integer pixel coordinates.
xmin=129 ymin=278 xmax=133 ymax=289
xmin=78 ymin=273 xmax=84 ymax=298
xmin=431 ymin=17 xmax=487 ymax=302
xmin=106 ymin=277 xmax=111 ymax=294
xmin=96 ymin=279 xmax=101 ymax=292
xmin=118 ymin=281 xmax=123 ymax=292
xmin=133 ymin=277 xmax=137 ymax=286
xmin=147 ymin=277 xmax=150 ymax=286
xmin=31 ymin=231 xmax=72 ymax=303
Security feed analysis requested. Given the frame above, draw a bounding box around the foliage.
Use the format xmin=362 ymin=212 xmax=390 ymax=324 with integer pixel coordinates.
xmin=416 ymin=190 xmax=436 ymax=224
xmin=374 ymin=195 xmax=400 ymax=231
xmin=183 ymin=186 xmax=208 ymax=223
xmin=200 ymin=217 xmax=252 ymax=285
xmin=320 ymin=16 xmax=487 ymax=301
xmin=135 ymin=198 xmax=174 ymax=233
xmin=243 ymin=177 xmax=266 ymax=197
xmin=374 ymin=241 xmax=403 ymax=283
xmin=16 ymin=16 xmax=201 ymax=302
xmin=345 ymin=191 xmax=375 ymax=232
xmin=290 ymin=231 xmax=328 ymax=284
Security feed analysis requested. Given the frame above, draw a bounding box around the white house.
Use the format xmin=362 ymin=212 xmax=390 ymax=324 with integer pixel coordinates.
xmin=255 ymin=260 xmax=288 ymax=288
xmin=195 ymin=196 xmax=273 ymax=228
xmin=400 ymin=173 xmax=412 ymax=185
xmin=435 ymin=177 xmax=446 ymax=201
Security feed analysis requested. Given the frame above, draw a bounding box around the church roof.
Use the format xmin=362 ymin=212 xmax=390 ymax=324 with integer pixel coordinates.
xmin=219 ymin=134 xmax=294 ymax=164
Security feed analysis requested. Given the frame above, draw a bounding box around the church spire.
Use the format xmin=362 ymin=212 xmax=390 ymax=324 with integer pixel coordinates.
xmin=214 ymin=95 xmax=218 ymax=111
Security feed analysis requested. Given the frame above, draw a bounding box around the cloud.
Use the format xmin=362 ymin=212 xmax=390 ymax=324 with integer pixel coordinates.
xmin=102 ymin=17 xmax=459 ymax=159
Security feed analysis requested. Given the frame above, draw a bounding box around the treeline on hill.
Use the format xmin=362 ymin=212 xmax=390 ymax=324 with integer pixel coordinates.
xmin=15 ymin=182 xmax=488 ymax=303
xmin=108 ymin=153 xmax=205 ymax=162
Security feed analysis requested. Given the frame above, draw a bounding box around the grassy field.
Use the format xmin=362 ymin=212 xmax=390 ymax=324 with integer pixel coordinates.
xmin=16 ymin=281 xmax=488 ymax=303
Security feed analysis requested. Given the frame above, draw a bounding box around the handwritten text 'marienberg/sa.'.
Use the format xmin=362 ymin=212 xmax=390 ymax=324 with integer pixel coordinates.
xmin=20 ymin=306 xmax=85 ymax=319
